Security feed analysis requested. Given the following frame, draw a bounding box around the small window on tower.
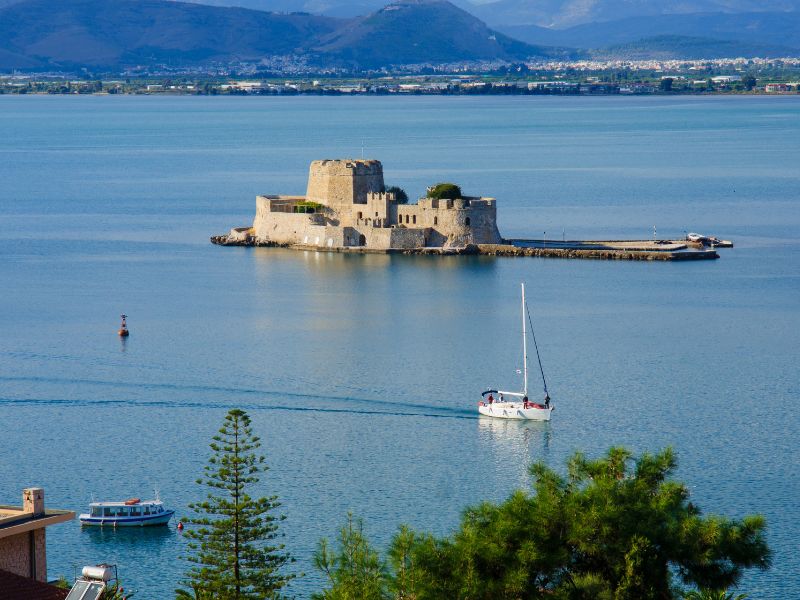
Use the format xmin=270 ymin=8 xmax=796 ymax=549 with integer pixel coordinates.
xmin=465 ymin=217 xmax=471 ymax=226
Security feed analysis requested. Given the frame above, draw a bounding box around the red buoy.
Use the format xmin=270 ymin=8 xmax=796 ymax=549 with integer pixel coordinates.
xmin=177 ymin=522 xmax=184 ymax=530
xmin=118 ymin=314 xmax=130 ymax=337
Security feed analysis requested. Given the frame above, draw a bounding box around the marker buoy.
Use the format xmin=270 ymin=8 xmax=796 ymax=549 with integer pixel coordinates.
xmin=118 ymin=314 xmax=130 ymax=337
xmin=177 ymin=522 xmax=184 ymax=530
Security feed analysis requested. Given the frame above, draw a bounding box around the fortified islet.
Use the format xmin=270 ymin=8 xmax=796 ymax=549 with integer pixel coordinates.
xmin=212 ymin=159 xmax=724 ymax=261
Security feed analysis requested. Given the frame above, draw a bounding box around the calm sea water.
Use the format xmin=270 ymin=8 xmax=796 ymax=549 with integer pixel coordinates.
xmin=0 ymin=95 xmax=798 ymax=599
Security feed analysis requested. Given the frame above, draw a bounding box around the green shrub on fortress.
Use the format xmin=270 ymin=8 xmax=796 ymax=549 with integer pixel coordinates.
xmin=385 ymin=186 xmax=408 ymax=204
xmin=293 ymin=201 xmax=325 ymax=214
xmin=426 ymin=183 xmax=462 ymax=200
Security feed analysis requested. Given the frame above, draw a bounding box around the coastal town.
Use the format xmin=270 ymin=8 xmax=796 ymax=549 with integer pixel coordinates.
xmin=2 ymin=57 xmax=800 ymax=96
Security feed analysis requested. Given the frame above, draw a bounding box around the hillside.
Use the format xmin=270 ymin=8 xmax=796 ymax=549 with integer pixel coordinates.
xmin=0 ymin=0 xmax=342 ymax=69
xmin=591 ymin=35 xmax=799 ymax=60
xmin=312 ymin=0 xmax=567 ymax=67
xmin=499 ymin=11 xmax=800 ymax=52
xmin=468 ymin=0 xmax=800 ymax=29
xmin=0 ymin=0 xmax=559 ymax=70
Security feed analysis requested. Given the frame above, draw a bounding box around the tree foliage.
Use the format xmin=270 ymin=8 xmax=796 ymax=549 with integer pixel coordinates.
xmin=314 ymin=447 xmax=770 ymax=600
xmin=178 ymin=409 xmax=294 ymax=600
xmin=426 ymin=182 xmax=462 ymax=200
xmin=385 ymin=186 xmax=409 ymax=204
xmin=312 ymin=513 xmax=389 ymax=600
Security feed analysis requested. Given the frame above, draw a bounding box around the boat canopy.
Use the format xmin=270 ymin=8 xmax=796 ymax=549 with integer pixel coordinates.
xmin=481 ymin=389 xmax=525 ymax=398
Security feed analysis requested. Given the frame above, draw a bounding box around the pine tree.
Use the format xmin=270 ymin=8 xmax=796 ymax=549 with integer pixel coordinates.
xmin=178 ymin=409 xmax=294 ymax=600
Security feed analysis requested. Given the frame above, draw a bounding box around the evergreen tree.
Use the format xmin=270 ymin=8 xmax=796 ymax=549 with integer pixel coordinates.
xmin=312 ymin=513 xmax=389 ymax=600
xmin=315 ymin=447 xmax=770 ymax=600
xmin=178 ymin=409 xmax=294 ymax=600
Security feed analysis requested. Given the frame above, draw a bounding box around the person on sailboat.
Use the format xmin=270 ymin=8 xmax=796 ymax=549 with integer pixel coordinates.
xmin=544 ymin=393 xmax=551 ymax=408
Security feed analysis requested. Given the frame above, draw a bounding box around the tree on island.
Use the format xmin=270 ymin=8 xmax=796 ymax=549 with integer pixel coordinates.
xmin=385 ymin=186 xmax=409 ymax=204
xmin=660 ymin=77 xmax=674 ymax=92
xmin=315 ymin=447 xmax=770 ymax=600
xmin=426 ymin=183 xmax=462 ymax=200
xmin=178 ymin=409 xmax=294 ymax=600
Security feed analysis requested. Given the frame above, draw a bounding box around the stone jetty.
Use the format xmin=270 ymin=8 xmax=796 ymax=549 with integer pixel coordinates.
xmin=212 ymin=158 xmax=727 ymax=262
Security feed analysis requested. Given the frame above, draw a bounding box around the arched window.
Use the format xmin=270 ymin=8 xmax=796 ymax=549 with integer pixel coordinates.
xmin=357 ymin=211 xmax=363 ymax=220
xmin=359 ymin=234 xmax=366 ymax=246
xmin=465 ymin=217 xmax=471 ymax=226
xmin=434 ymin=216 xmax=438 ymax=226
xmin=412 ymin=215 xmax=416 ymax=225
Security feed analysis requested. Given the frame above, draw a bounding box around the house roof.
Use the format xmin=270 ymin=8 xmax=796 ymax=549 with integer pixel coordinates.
xmin=0 ymin=569 xmax=68 ymax=600
xmin=0 ymin=506 xmax=74 ymax=540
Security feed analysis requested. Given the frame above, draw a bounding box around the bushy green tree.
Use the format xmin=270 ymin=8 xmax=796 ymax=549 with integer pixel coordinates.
xmin=315 ymin=448 xmax=769 ymax=600
xmin=178 ymin=409 xmax=294 ymax=600
xmin=312 ymin=513 xmax=388 ymax=600
xmin=426 ymin=183 xmax=462 ymax=200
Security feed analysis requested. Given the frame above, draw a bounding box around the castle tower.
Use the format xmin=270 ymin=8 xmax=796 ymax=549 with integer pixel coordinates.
xmin=305 ymin=160 xmax=385 ymax=212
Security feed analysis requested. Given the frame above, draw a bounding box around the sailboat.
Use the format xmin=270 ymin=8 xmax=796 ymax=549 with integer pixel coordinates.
xmin=478 ymin=283 xmax=554 ymax=421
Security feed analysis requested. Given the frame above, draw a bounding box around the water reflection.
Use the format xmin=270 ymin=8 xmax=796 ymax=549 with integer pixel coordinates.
xmin=80 ymin=524 xmax=174 ymax=549
xmin=477 ymin=417 xmax=551 ymax=473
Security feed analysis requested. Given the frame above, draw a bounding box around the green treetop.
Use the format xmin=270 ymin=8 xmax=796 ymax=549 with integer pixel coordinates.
xmin=178 ymin=409 xmax=294 ymax=600
xmin=315 ymin=447 xmax=770 ymax=600
xmin=426 ymin=183 xmax=462 ymax=200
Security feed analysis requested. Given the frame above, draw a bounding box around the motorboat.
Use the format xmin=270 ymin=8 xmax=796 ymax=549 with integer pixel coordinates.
xmin=477 ymin=283 xmax=554 ymax=421
xmin=79 ymin=497 xmax=174 ymax=527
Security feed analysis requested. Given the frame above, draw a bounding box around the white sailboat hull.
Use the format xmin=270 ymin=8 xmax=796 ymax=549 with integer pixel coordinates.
xmin=478 ymin=402 xmax=552 ymax=421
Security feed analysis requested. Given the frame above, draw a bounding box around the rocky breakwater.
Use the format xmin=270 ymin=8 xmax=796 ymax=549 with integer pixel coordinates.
xmin=476 ymin=244 xmax=719 ymax=261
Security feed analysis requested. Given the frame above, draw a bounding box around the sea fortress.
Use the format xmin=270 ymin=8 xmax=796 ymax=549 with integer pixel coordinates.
xmin=213 ymin=159 xmax=724 ymax=261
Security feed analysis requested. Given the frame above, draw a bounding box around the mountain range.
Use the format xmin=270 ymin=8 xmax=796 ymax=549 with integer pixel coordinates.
xmin=0 ymin=0 xmax=568 ymax=70
xmin=0 ymin=0 xmax=798 ymax=71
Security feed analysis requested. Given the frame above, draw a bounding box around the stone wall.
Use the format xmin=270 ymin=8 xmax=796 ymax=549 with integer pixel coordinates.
xmin=0 ymin=529 xmax=47 ymax=581
xmin=305 ymin=160 xmax=385 ymax=219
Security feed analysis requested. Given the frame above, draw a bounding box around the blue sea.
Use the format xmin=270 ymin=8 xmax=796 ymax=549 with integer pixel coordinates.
xmin=0 ymin=95 xmax=798 ymax=598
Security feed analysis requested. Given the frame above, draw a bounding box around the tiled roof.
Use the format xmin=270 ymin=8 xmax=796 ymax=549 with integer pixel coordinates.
xmin=0 ymin=569 xmax=68 ymax=600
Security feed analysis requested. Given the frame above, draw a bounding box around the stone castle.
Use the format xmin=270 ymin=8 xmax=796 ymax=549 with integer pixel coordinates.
xmin=230 ymin=159 xmax=502 ymax=250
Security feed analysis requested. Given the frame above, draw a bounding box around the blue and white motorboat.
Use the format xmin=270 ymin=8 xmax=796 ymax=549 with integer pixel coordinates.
xmin=79 ymin=497 xmax=174 ymax=527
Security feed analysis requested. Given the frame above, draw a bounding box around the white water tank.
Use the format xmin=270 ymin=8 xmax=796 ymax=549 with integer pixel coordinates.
xmin=82 ymin=565 xmax=114 ymax=582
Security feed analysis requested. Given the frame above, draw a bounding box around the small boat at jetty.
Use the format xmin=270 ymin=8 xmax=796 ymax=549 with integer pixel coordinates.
xmin=478 ymin=283 xmax=554 ymax=421
xmin=79 ymin=497 xmax=174 ymax=527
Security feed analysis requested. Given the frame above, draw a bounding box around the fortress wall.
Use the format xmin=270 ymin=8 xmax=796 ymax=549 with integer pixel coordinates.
xmin=306 ymin=160 xmax=385 ymax=218
xmin=362 ymin=227 xmax=392 ymax=249
xmin=393 ymin=198 xmax=501 ymax=247
xmin=390 ymin=228 xmax=427 ymax=249
xmin=364 ymin=192 xmax=392 ymax=222
xmin=253 ymin=206 xmax=325 ymax=244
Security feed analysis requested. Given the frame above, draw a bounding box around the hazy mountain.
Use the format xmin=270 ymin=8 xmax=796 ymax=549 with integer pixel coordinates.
xmin=499 ymin=11 xmax=800 ymax=52
xmin=174 ymin=0 xmax=390 ymax=18
xmin=176 ymin=0 xmax=800 ymax=27
xmin=591 ymin=34 xmax=799 ymax=60
xmin=467 ymin=0 xmax=799 ymax=28
xmin=0 ymin=0 xmax=557 ymax=70
xmin=311 ymin=0 xmax=567 ymax=67
xmin=0 ymin=0 xmax=342 ymax=69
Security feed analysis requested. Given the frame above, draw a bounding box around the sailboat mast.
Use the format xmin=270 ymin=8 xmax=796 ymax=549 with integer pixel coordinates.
xmin=522 ymin=282 xmax=528 ymax=396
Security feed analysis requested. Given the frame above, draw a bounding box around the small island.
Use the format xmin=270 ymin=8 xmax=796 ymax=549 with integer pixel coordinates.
xmin=212 ymin=159 xmax=725 ymax=261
